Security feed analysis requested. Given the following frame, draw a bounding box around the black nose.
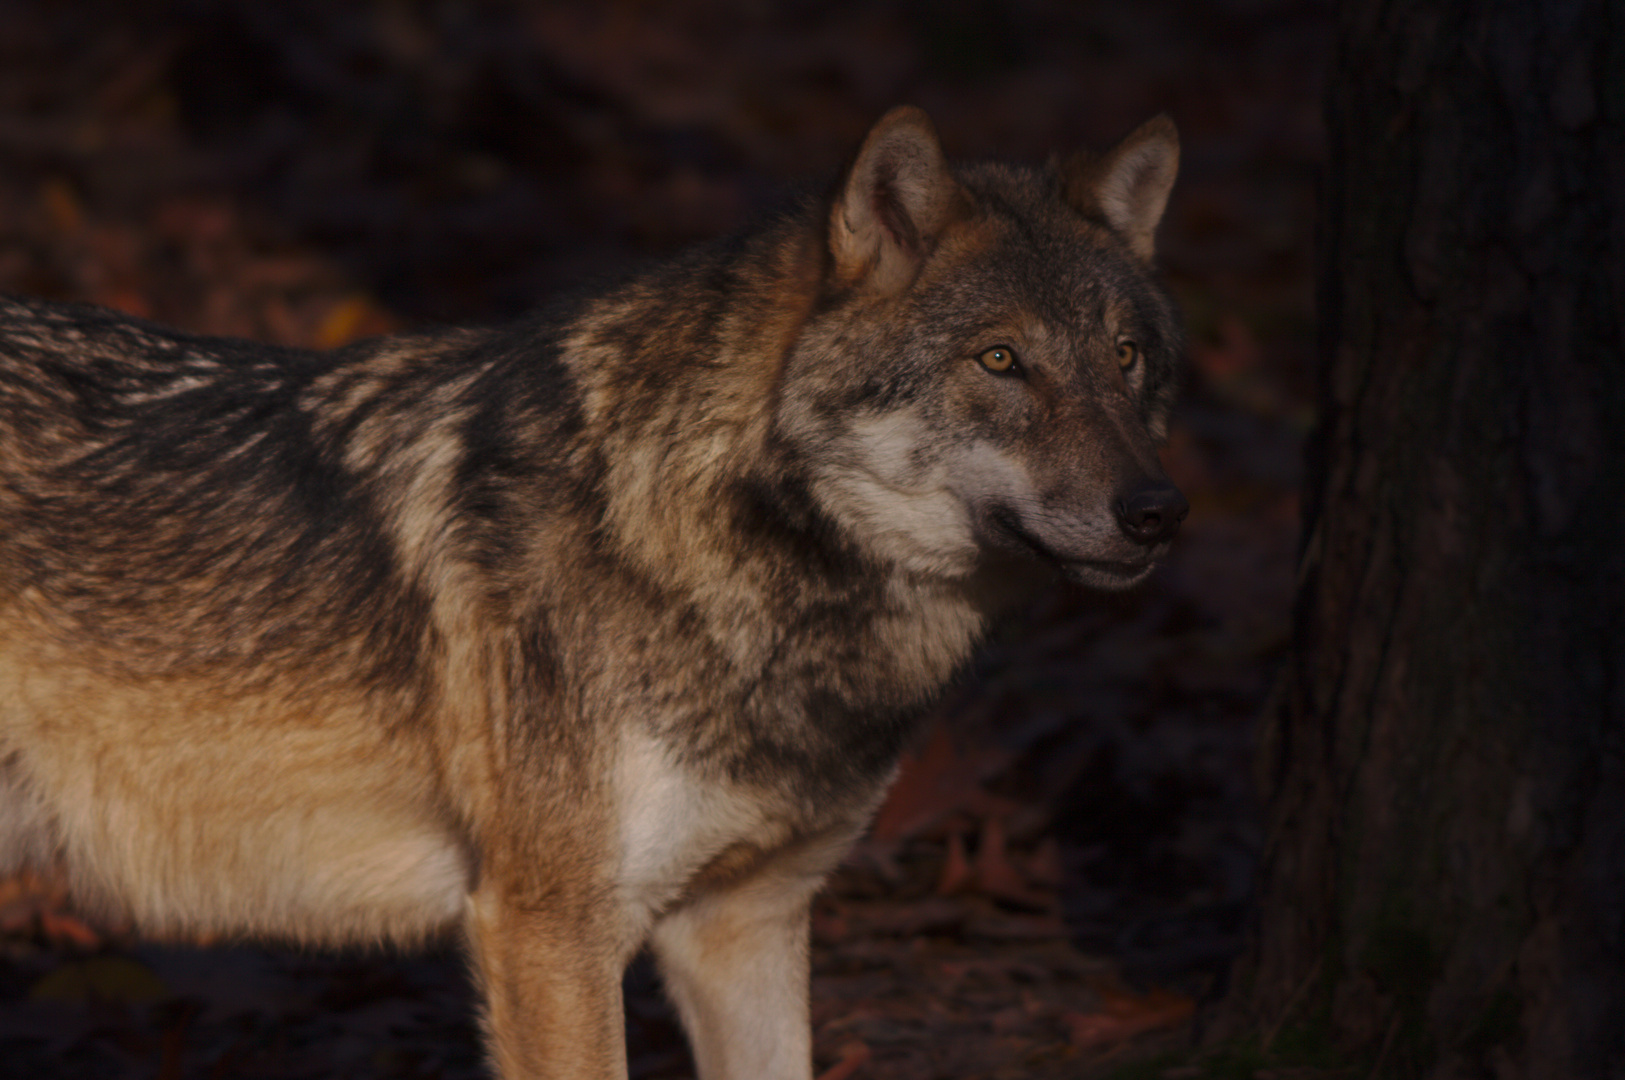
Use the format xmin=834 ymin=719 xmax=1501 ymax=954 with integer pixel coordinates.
xmin=1115 ymin=482 xmax=1188 ymax=545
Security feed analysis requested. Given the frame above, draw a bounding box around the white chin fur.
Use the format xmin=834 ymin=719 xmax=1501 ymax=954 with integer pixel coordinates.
xmin=810 ymin=468 xmax=980 ymax=576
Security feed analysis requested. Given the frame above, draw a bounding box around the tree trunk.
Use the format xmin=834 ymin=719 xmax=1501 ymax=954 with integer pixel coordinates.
xmin=1221 ymin=1 xmax=1625 ymax=1077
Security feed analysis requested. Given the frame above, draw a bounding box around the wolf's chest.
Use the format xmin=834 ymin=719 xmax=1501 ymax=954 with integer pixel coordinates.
xmin=610 ymin=729 xmax=877 ymax=927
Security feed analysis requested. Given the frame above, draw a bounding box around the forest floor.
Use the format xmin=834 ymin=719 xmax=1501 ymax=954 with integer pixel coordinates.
xmin=0 ymin=2 xmax=1331 ymax=1077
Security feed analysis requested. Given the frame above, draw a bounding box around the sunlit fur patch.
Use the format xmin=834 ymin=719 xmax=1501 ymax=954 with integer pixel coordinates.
xmin=0 ymin=626 xmax=471 ymax=946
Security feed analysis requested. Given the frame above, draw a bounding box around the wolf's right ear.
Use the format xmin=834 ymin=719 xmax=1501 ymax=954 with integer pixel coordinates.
xmin=830 ymin=106 xmax=966 ymax=294
xmin=1061 ymin=115 xmax=1179 ymax=263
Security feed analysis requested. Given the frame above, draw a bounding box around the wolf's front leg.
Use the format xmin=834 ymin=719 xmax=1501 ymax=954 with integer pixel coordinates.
xmin=651 ymin=878 xmax=817 ymax=1080
xmin=466 ymin=885 xmax=628 ymax=1079
xmin=651 ymin=827 xmax=860 ymax=1080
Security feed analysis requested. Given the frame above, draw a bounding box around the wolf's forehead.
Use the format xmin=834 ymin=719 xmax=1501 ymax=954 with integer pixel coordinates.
xmin=971 ymin=235 xmax=1141 ymax=328
xmin=1021 ymin=235 xmax=1164 ymax=330
xmin=921 ymin=173 xmax=1160 ymax=332
xmin=971 ymin=205 xmax=1141 ymax=303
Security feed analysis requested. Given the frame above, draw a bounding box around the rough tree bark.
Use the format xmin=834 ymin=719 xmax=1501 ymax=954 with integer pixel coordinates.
xmin=1220 ymin=1 xmax=1625 ymax=1077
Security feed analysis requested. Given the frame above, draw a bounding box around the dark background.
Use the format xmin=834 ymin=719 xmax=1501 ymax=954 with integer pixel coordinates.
xmin=0 ymin=2 xmax=1330 ymax=1077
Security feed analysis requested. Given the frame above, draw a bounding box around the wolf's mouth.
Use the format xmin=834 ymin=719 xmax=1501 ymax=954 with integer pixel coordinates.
xmin=984 ymin=507 xmax=1065 ymax=563
xmin=982 ymin=507 xmax=1152 ymax=586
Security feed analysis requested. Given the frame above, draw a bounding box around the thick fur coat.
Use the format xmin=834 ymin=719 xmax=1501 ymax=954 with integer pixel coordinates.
xmin=0 ymin=107 xmax=1186 ymax=1078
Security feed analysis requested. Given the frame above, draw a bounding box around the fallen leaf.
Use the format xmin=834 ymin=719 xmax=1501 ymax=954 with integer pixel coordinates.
xmin=31 ymin=955 xmax=170 ymax=1005
xmin=869 ymin=724 xmax=1014 ymax=842
xmin=315 ymin=295 xmax=392 ymax=349
xmin=41 ymin=178 xmax=84 ymax=235
xmin=1063 ymin=984 xmax=1195 ymax=1050
xmin=92 ymin=287 xmax=152 ymax=319
xmin=39 ymin=909 xmax=104 ymax=949
xmin=936 ymin=830 xmax=973 ymax=895
xmin=973 ymin=816 xmax=1051 ymax=909
xmin=816 ymin=1040 xmax=871 ymax=1080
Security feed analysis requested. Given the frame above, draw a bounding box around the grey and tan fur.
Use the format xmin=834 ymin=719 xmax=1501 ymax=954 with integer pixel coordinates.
xmin=0 ymin=107 xmax=1187 ymax=1078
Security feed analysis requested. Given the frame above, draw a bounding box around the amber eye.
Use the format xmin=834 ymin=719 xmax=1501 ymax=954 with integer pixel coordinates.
xmin=978 ymin=346 xmax=1019 ymax=374
xmin=1116 ymin=340 xmax=1140 ymax=370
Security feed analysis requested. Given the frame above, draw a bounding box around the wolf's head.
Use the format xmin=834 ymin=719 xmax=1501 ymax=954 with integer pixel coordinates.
xmin=777 ymin=107 xmax=1187 ymax=591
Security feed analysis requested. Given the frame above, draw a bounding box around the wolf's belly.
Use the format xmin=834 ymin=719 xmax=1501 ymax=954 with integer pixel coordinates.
xmin=0 ymin=638 xmax=471 ymax=946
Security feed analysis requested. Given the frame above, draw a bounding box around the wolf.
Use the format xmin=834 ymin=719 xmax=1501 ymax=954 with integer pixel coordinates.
xmin=0 ymin=106 xmax=1185 ymax=1078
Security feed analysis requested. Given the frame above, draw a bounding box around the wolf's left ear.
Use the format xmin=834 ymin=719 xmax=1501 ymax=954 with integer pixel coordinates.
xmin=830 ymin=106 xmax=966 ymax=294
xmin=1062 ymin=115 xmax=1179 ymax=263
